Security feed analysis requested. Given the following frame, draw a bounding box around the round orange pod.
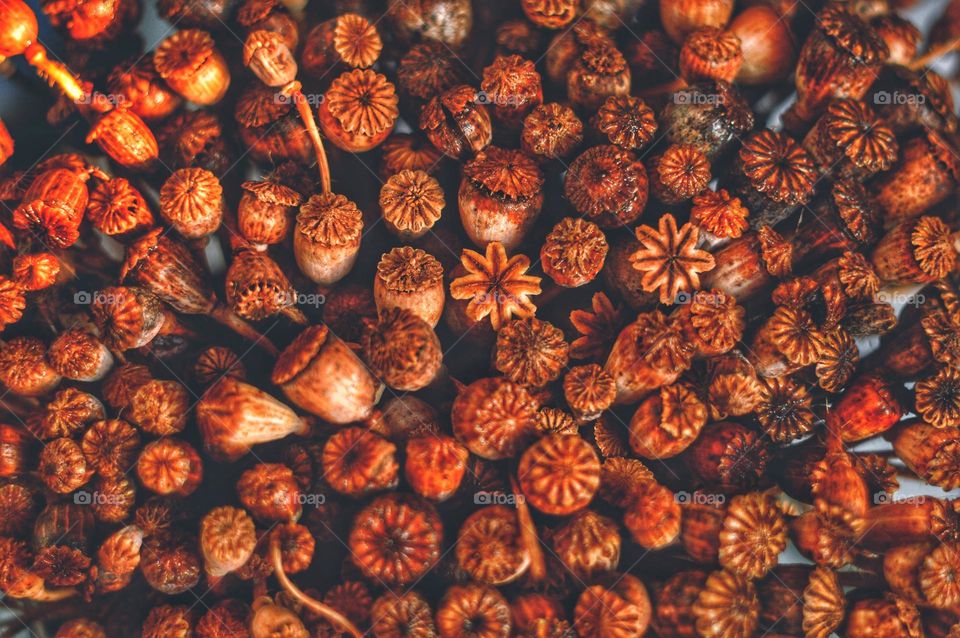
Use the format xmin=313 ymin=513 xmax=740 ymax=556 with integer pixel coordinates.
xmin=238 ymin=179 xmax=301 ymax=249
xmin=318 ymin=69 xmax=399 ymax=152
xmin=85 ymin=106 xmax=159 ymax=172
xmin=518 ymin=434 xmax=600 ymax=516
xmin=154 ymin=29 xmax=231 ymax=105
xmin=826 ymin=373 xmax=905 ymax=442
xmin=159 ymin=167 xmax=223 ymax=240
xmin=452 ymin=377 xmax=538 ymax=460
xmin=0 ymin=337 xmax=61 ymax=396
xmin=373 ymin=246 xmax=445 ymax=328
xmin=404 ymin=435 xmax=468 ymax=502
xmin=679 ymin=28 xmax=743 ymax=83
xmin=294 ymin=192 xmax=363 ymax=285
xmin=0 ymin=0 xmax=38 ymax=58
xmin=574 ymin=573 xmax=651 ymax=638
xmin=136 ymin=438 xmax=203 ymax=497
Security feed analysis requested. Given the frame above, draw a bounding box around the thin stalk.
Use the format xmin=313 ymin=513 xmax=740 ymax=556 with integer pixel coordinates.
xmin=908 ymin=36 xmax=960 ymax=71
xmin=282 ymin=81 xmax=331 ymax=194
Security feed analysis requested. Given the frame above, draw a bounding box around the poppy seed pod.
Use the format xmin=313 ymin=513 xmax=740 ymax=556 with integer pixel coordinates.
xmin=47 ymin=329 xmax=113 ymax=382
xmin=225 ymin=250 xmax=306 ymax=324
xmin=154 ymin=29 xmax=231 ymax=105
xmin=272 ymin=325 xmax=382 ymax=425
xmin=420 ymin=84 xmax=493 ymax=159
xmin=318 ymin=69 xmax=399 ymax=153
xmin=0 ymin=0 xmax=38 ymax=58
xmin=159 ymin=167 xmax=224 ymax=240
xmin=243 ymin=29 xmax=297 ymax=87
xmin=373 ymin=246 xmax=445 ymax=327
xmin=84 ymin=106 xmax=160 ymax=172
xmin=294 ymin=192 xmax=363 ymax=285
xmin=237 ymin=179 xmax=300 ymax=249
xmin=13 ymin=166 xmax=96 ymax=249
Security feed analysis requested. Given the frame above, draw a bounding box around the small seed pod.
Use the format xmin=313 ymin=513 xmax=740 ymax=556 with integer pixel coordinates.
xmin=39 ymin=438 xmax=92 ymax=493
xmin=136 ymin=437 xmax=203 ymax=496
xmin=318 ymin=69 xmax=399 ymax=153
xmin=803 ymin=99 xmax=898 ymax=181
xmin=141 ymin=535 xmax=202 ymax=595
xmin=244 ymin=29 xmax=297 ymax=87
xmin=0 ymin=425 xmax=34 ymax=480
xmin=692 ymin=570 xmax=759 ymax=638
xmin=545 ymin=20 xmax=612 ymax=86
xmin=574 ymin=573 xmax=651 ymax=637
xmin=629 ymin=382 xmax=708 ymax=459
xmin=649 ymin=144 xmax=712 ymax=204
xmin=521 ymin=102 xmax=584 ymax=161
xmin=41 ymin=0 xmax=132 ymax=46
xmin=107 ymin=58 xmax=182 ymax=122
xmin=85 ymin=105 xmax=160 ymax=172
xmin=237 ymin=463 xmax=301 ymax=522
xmin=47 ymin=329 xmax=113 ymax=382
xmin=420 ymin=85 xmax=493 ymax=159
xmin=225 ymin=250 xmax=306 ymax=323
xmin=361 ymin=308 xmax=442 ymax=391
xmin=249 ymin=598 xmax=309 ymax=638
xmin=684 ymin=422 xmax=768 ymax=492
xmin=196 ymin=599 xmax=250 ymax=638
xmin=680 ymin=28 xmax=743 ymax=83
xmin=781 ymin=5 xmax=888 ymax=131
xmin=565 ymin=144 xmax=648 ymax=228
xmin=728 ymin=5 xmax=796 ymax=84
xmin=0 ymin=0 xmax=38 ymax=58
xmin=660 ymin=0 xmax=733 ymax=43
xmin=872 ymin=13 xmax=921 ymax=64
xmin=871 ymin=216 xmax=956 ymax=285
xmin=405 ymin=435 xmax=468 ymax=501
xmin=436 ymin=583 xmax=510 ymax=638
xmin=373 ymin=246 xmax=445 ymax=327
xmin=845 ymin=595 xmax=922 ymax=638
xmin=238 ymin=179 xmax=301 ymax=249
xmin=197 ymin=377 xmax=308 ymax=461
xmin=459 ymin=147 xmax=543 ymax=251
xmin=456 ymin=505 xmax=529 ymax=585
xmin=294 ymin=192 xmax=363 ymax=285
xmin=541 ymin=217 xmax=607 ymax=288
xmin=826 ymin=373 xmax=904 ymax=442
xmin=234 ymin=85 xmax=311 ymax=164
xmin=387 ymin=0 xmax=473 ymax=48
xmin=80 ymin=418 xmax=139 ymax=480
xmin=380 ymin=134 xmax=444 ymax=178
xmin=604 ymin=310 xmax=693 ymax=404
xmin=701 ymin=226 xmax=791 ymax=301
xmin=552 ymin=510 xmax=620 ymax=582
xmin=567 ymin=43 xmax=631 ymax=112
xmin=521 ymin=0 xmax=576 ymax=28
xmin=494 ymin=317 xmax=568 ymax=389
xmin=13 ymin=166 xmax=94 ymax=249
xmin=141 ymin=606 xmax=195 ymax=638
xmin=0 ymin=337 xmax=61 ymax=397
xmin=653 ymin=570 xmax=708 ymax=638
xmin=87 ymin=177 xmax=154 ymax=240
xmin=200 ymin=506 xmax=256 ymax=578
xmin=379 ymin=169 xmax=444 ymax=240
xmin=34 ymin=388 xmax=105 ymax=441
xmin=90 ymin=285 xmax=165 ymax=352
xmin=452 ymin=377 xmax=538 ymax=460
xmin=55 ymin=619 xmax=107 ymax=638
xmin=0 ymin=278 xmax=25 ymax=331
xmin=236 ymin=0 xmax=298 ymax=50
xmin=11 ymin=253 xmax=58 ymax=291
xmin=194 ymin=346 xmax=245 ymax=387
xmin=892 ymin=420 xmax=960 ymax=490
xmin=272 ymin=325 xmax=381 ymax=424
xmin=302 ymin=13 xmax=381 ymax=77
xmin=869 ymin=129 xmax=960 ymax=229
xmin=480 ymin=55 xmax=543 ymax=129
xmin=156 ymin=110 xmax=231 ymax=173
xmin=154 ymin=29 xmax=231 ymax=105
xmin=660 ymin=80 xmax=754 ymax=159
xmin=159 ymin=167 xmax=224 ymax=240
xmin=518 ymin=434 xmax=600 ymax=516
xmin=350 ymin=493 xmax=443 ymax=587
xmin=563 ymin=364 xmax=616 ymax=422
xmin=915 ymin=367 xmax=960 ymax=428
xmin=0 ymin=482 xmax=39 ymax=536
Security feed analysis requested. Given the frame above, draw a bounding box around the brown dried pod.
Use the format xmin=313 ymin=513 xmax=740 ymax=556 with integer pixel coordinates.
xmin=141 ymin=535 xmax=202 ymax=595
xmin=386 ymin=0 xmax=472 ymax=47
xmin=107 ymin=58 xmax=182 ymax=122
xmin=370 ymin=591 xmax=436 ymax=638
xmin=869 ymin=129 xmax=960 ymax=229
xmin=55 ymin=619 xmax=107 ymax=638
xmin=322 ymin=427 xmax=398 ymax=497
xmin=197 ymin=376 xmax=309 ymax=461
xmin=405 ymin=434 xmax=468 ymax=501
xmin=630 ymin=214 xmax=716 ymax=305
xmin=13 ymin=166 xmax=94 ymax=249
xmin=521 ymin=102 xmax=584 ymax=161
xmin=565 ymin=144 xmax=648 ymax=229
xmin=196 ymin=599 xmax=250 ymax=638
xmin=679 ymin=28 xmax=743 ymax=83
xmin=653 ymin=570 xmax=707 ymax=638
xmin=225 ymin=250 xmax=306 ymax=324
xmin=629 ymin=382 xmax=708 ymax=459
xmin=362 ymin=307 xmax=442 ymax=392
xmin=564 ymin=364 xmax=616 ymax=422
xmin=458 ymin=147 xmax=543 ymax=251
xmin=872 ymin=13 xmax=919 ymax=64
xmin=650 ymin=145 xmax=712 ymax=205
xmin=350 ymin=493 xmax=442 ymax=587
xmin=374 ymin=246 xmax=445 ymax=328
xmin=748 ymin=305 xmax=826 ymax=378
xmin=867 ymin=66 xmax=956 ymax=135
xmin=691 ymin=570 xmax=759 ymax=638
xmin=84 ymin=105 xmax=159 ymax=172
xmin=594 ymin=95 xmax=657 ymax=152
xmin=605 ymin=309 xmax=693 ymax=404
xmin=845 ymin=595 xmax=922 ymax=638
xmin=0 ymin=277 xmax=26 ymax=331
xmin=551 ymin=510 xmax=620 ymax=582
xmin=521 ymin=0 xmax=576 ymax=28
xmin=480 ymin=54 xmax=543 ymax=129
xmin=452 ymin=377 xmax=538 ymax=460
xmin=39 ymin=438 xmax=92 ymax=494
xmin=660 ymin=0 xmax=733 ymax=43
xmin=660 ymin=80 xmax=754 ymax=160
xmin=136 ymin=437 xmax=202 ymax=496
xmin=685 ymin=421 xmax=769 ymax=492
xmin=449 ymin=242 xmax=542 ymax=331
xmin=159 ymin=167 xmax=223 ymax=240
xmin=872 ymin=216 xmax=956 ymax=285
xmin=89 ymin=474 xmax=135 ymax=523
xmin=90 ymin=285 xmax=164 ymax=353
xmin=495 ymin=317 xmax=569 ymax=389
xmin=81 ymin=418 xmax=139 ymax=479
xmin=193 ymin=346 xmax=245 ymax=387
xmin=236 ymin=0 xmax=298 ymax=49
xmin=574 ymin=573 xmax=651 ymax=638
xmin=567 ymin=43 xmax=631 ymax=112
xmin=318 ymin=69 xmax=398 ymax=153
xmin=11 ymin=252 xmax=59 ymax=291
xmin=436 ymin=582 xmax=510 ymax=638
xmin=893 ymin=420 xmax=960 ymax=490
xmin=518 ymin=434 xmax=600 ymax=516
xmin=302 ymin=13 xmax=381 ymax=78
xmin=237 ymin=179 xmax=300 ymax=249
xmin=622 ymin=479 xmax=681 ymax=550
xmin=728 ymin=5 xmax=796 ymax=84
xmin=86 ymin=177 xmax=154 ymax=240
xmin=732 ymin=129 xmax=817 ymax=228
xmin=272 ymin=324 xmax=381 ymax=424
xmin=294 ymin=192 xmax=363 ymax=285
xmin=156 ymin=110 xmax=231 ymax=173
xmin=235 ymin=84 xmax=311 ymax=164
xmin=237 ymin=463 xmax=300 ymax=522
xmin=47 ymin=329 xmax=112 ymax=382
xmin=754 ymin=376 xmax=816 ymax=442
xmin=803 ymin=98 xmax=898 ymax=180
xmin=380 ymin=134 xmax=444 ymax=180
xmin=154 ymin=29 xmax=231 ymax=105
xmin=456 ymin=505 xmax=529 ymax=585
xmin=0 ymin=337 xmax=61 ymax=396
xmin=32 ymin=388 xmax=104 ymax=441
xmin=0 ymin=482 xmax=40 ymax=536
xmin=718 ymin=492 xmax=787 ymax=579
xmin=379 ymin=169 xmax=444 ymax=240
xmin=0 ymin=0 xmax=37 ymax=59
xmin=915 ymin=367 xmax=960 ymax=428
xmin=200 ymin=506 xmax=256 ymax=579
xmin=127 ymin=379 xmax=190 ymax=436
xmin=420 ymin=85 xmax=493 ymax=159
xmin=244 ymin=29 xmax=297 ymax=87
xmin=146 ymin=603 xmax=196 ymax=635
xmin=249 ymin=597 xmax=309 ymax=638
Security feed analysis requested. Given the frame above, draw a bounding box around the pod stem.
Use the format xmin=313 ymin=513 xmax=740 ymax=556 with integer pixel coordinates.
xmin=210 ymin=304 xmax=280 ymax=356
xmin=908 ymin=36 xmax=960 ymax=71
xmin=282 ymin=80 xmax=332 ymax=194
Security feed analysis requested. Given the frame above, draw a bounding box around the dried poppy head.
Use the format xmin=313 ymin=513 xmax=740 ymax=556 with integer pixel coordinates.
xmin=374 ymin=246 xmax=445 ymax=327
xmin=521 ymin=102 xmax=584 ymax=161
xmin=12 ymin=166 xmax=92 ymax=248
xmin=107 ymin=58 xmax=182 ymax=122
xmin=0 ymin=337 xmax=61 ymax=396
xmin=0 ymin=277 xmax=25 ymax=331
xmin=735 ymin=129 xmax=817 ymax=227
xmin=362 ymin=307 xmax=442 ymax=392
xmin=271 ymin=324 xmax=381 ymax=424
xmin=650 ymin=144 xmax=712 ymax=204
xmin=449 ymin=242 xmax=542 ymax=331
xmin=142 ymin=605 xmax=194 ymax=638
xmin=127 ymin=379 xmax=190 ymax=436
xmin=0 ymin=428 xmax=35 ymax=483
xmin=12 ymin=252 xmax=60 ymax=291
xmin=154 ymin=29 xmax=231 ymax=105
xmin=294 ymin=192 xmax=363 ymax=285
xmin=55 ymin=619 xmax=107 ymax=638
xmin=436 ymin=583 xmax=511 ymax=638
xmin=456 ymin=505 xmax=529 ymax=585
xmin=318 ymin=69 xmax=399 ymax=152
xmin=236 ymin=462 xmax=300 ymax=522
xmin=34 ymin=388 xmax=105 ymax=441
xmin=480 ymin=54 xmax=543 ymax=129
xmin=39 ymin=437 xmax=92 ymax=494
xmin=845 ymin=595 xmax=921 ymax=638
xmin=552 ymin=509 xmax=620 ymax=582
xmin=0 ymin=0 xmax=38 ymax=58
xmin=238 ymin=179 xmax=301 ymax=248
xmin=718 ymin=492 xmax=787 ymax=579
xmin=244 ymin=29 xmax=297 ymax=87
xmin=680 ymin=28 xmax=743 ymax=83
xmin=379 ymin=169 xmax=445 ymax=240
xmin=541 ymin=217 xmax=608 ymax=288
xmin=159 ymin=167 xmax=223 ymax=240
xmin=459 ymin=146 xmax=544 ymax=250
xmin=135 ymin=438 xmax=203 ymax=498
xmin=196 ymin=599 xmax=250 ymax=638
xmin=521 ymin=0 xmax=576 ymax=28
xmin=350 ymin=493 xmax=442 ymax=587
xmin=574 ymin=573 xmax=651 ymax=638
xmin=322 ymin=427 xmax=399 ymax=497
xmin=395 ymin=40 xmax=463 ymax=106
xmin=604 ymin=309 xmax=693 ymax=404
xmin=387 ymin=0 xmax=473 ymax=48
xmin=236 ymin=0 xmax=298 ymax=50
xmin=0 ymin=483 xmax=39 ymax=537
xmin=157 ymin=110 xmax=230 ymax=173
xmin=85 ymin=106 xmax=160 ymax=172
xmin=728 ymin=5 xmax=796 ymax=84
xmin=495 ymin=317 xmax=569 ymax=388
xmin=371 ymin=591 xmax=436 ymax=638
xmin=405 ymin=434 xmax=468 ymax=502
xmin=518 ymin=434 xmax=600 ymax=516
xmin=754 ymin=376 xmax=816 ymax=442
xmin=567 ymin=42 xmax=631 ymax=111
xmin=41 ymin=0 xmax=128 ymax=44
xmin=225 ymin=251 xmax=305 ymax=323
xmin=915 ymin=367 xmax=960 ymax=429
xmin=628 ymin=382 xmax=707 ymax=459
xmin=871 ymin=216 xmax=956 ymax=285
xmin=90 ymin=285 xmax=166 ymax=352
xmin=685 ymin=421 xmax=769 ymax=492
xmin=804 ymin=98 xmax=897 ymax=180
xmin=200 ymin=506 xmax=256 ymax=578
xmin=80 ymin=418 xmax=139 ymax=480
xmin=380 ymin=134 xmax=443 ymax=178
xmin=660 ymin=80 xmax=754 ymax=160
xmin=452 ymin=377 xmax=538 ymax=459
xmin=564 ymin=364 xmax=616 ymax=422
xmin=630 ymin=213 xmax=716 ymax=304
xmin=87 ymin=177 xmax=154 ymax=240
xmin=48 ymin=329 xmax=112 ymax=383
xmin=565 ymin=145 xmax=648 ymax=228
xmin=420 ymin=84 xmax=493 ymax=159
xmin=594 ymin=95 xmax=657 ymax=151
xmin=692 ymin=570 xmax=759 ymax=638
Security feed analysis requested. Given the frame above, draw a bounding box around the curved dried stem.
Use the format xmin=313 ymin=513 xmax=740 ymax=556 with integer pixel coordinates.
xmin=23 ymin=44 xmax=90 ymax=106
xmin=909 ymin=36 xmax=960 ymax=70
xmin=210 ymin=304 xmax=280 ymax=356
xmin=510 ymin=474 xmax=546 ymax=583
xmin=269 ymin=537 xmax=362 ymax=638
xmin=282 ymin=81 xmax=331 ymax=194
